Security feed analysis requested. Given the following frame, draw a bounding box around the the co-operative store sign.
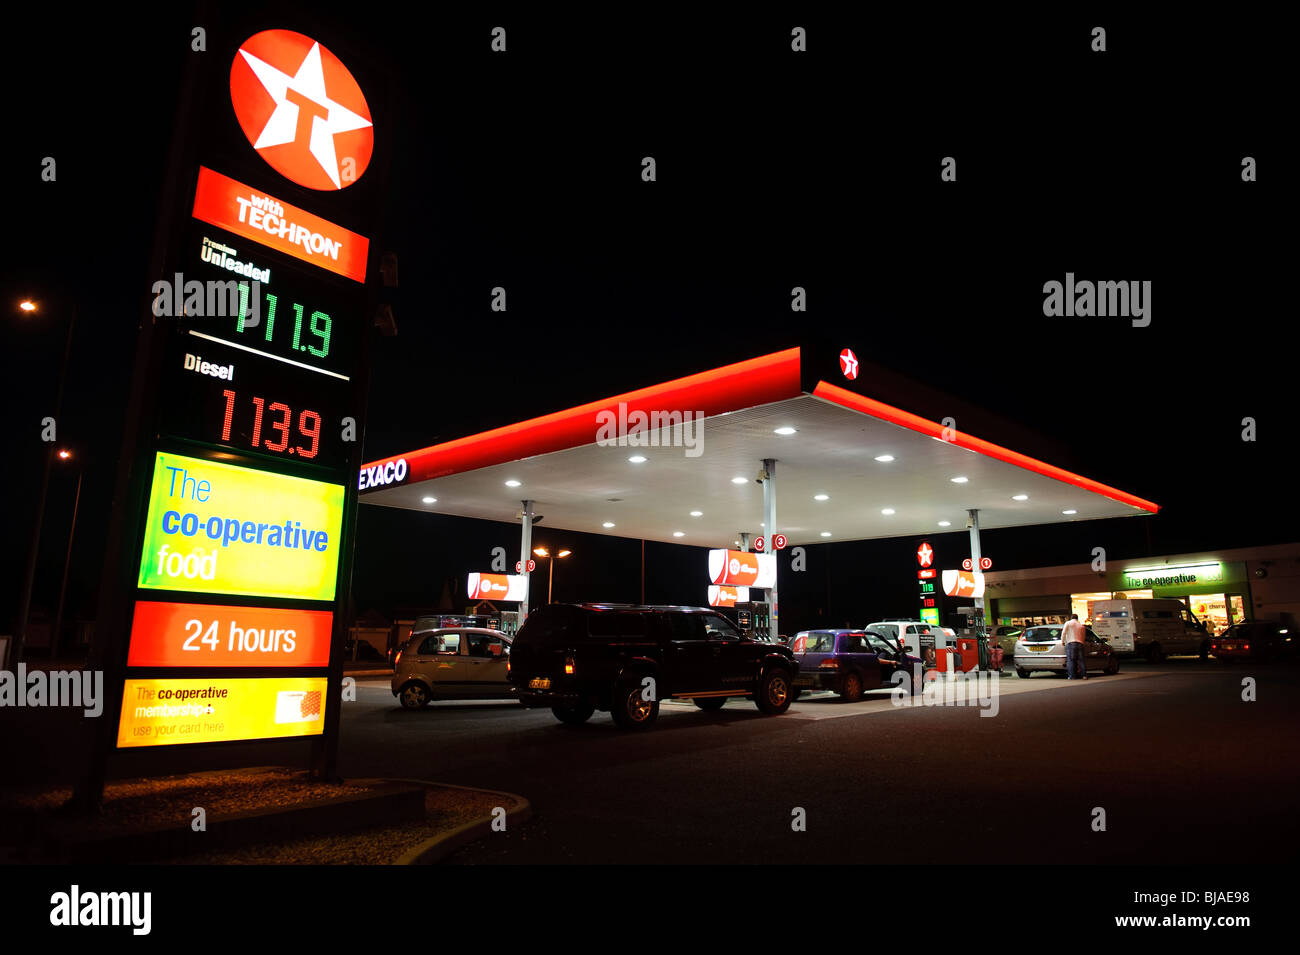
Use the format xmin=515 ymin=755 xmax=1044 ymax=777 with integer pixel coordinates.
xmin=137 ymin=452 xmax=344 ymax=601
xmin=1120 ymin=563 xmax=1224 ymax=591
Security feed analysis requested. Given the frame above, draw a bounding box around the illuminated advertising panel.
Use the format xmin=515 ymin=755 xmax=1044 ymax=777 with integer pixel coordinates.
xmin=228 ymin=29 xmax=375 ymax=192
xmin=117 ymin=677 xmax=328 ymax=748
xmin=467 ymin=573 xmax=528 ymax=602
xmin=192 ymin=166 xmax=369 ymax=281
xmin=136 ymin=452 xmax=344 ymax=601
xmin=127 ymin=601 xmax=332 ymax=668
xmin=708 ymin=549 xmax=776 ymax=589
xmin=941 ymin=569 xmax=986 ymax=598
xmin=708 ymin=585 xmax=750 ymax=607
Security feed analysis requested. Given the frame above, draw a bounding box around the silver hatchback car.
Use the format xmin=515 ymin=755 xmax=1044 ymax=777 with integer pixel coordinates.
xmin=1014 ymin=624 xmax=1119 ymax=678
xmin=392 ymin=627 xmax=515 ymax=708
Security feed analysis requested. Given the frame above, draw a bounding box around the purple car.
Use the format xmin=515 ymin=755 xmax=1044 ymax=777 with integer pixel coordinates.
xmin=790 ymin=628 xmax=921 ymax=701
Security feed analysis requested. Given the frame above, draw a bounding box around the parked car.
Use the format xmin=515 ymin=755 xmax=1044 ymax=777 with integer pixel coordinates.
xmin=508 ymin=603 xmax=798 ymax=729
xmin=790 ymin=628 xmax=920 ymax=701
xmin=1014 ymin=624 xmax=1118 ymax=678
xmin=391 ymin=628 xmax=514 ymax=709
xmin=1091 ymin=598 xmax=1212 ymax=661
xmin=1211 ymin=621 xmax=1294 ymax=662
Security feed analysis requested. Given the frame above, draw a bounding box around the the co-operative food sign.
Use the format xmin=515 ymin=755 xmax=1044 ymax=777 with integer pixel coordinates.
xmin=137 ymin=452 xmax=344 ymax=601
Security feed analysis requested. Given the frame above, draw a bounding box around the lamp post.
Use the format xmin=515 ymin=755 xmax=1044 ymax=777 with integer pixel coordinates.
xmin=532 ymin=546 xmax=572 ymax=604
xmin=52 ymin=449 xmax=83 ymax=662
xmin=13 ymin=297 xmax=77 ymax=664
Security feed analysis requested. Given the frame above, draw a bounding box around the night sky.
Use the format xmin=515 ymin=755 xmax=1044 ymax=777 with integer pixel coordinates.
xmin=3 ymin=6 xmax=1292 ymax=639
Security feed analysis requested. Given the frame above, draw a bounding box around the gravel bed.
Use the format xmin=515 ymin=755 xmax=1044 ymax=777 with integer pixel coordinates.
xmin=1 ymin=768 xmax=375 ymax=838
xmin=166 ymin=785 xmax=517 ymax=864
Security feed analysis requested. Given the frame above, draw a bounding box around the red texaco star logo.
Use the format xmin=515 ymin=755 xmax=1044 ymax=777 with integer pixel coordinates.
xmin=229 ymin=29 xmax=373 ymax=191
xmin=840 ymin=348 xmax=859 ymax=380
xmin=917 ymin=542 xmax=934 ymax=567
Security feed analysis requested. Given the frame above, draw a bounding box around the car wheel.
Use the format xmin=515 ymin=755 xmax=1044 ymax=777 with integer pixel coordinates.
xmin=1016 ymin=667 xmax=1031 ymax=679
xmin=693 ymin=696 xmax=727 ymax=712
xmin=610 ymin=682 xmax=659 ymax=730
xmin=552 ymin=702 xmax=595 ymax=724
xmin=1145 ymin=643 xmax=1165 ymax=663
xmin=754 ymin=668 xmax=793 ymax=715
xmin=841 ymin=671 xmax=864 ymax=703
xmin=1106 ymin=655 xmax=1119 ymax=675
xmin=399 ymin=681 xmax=431 ymax=709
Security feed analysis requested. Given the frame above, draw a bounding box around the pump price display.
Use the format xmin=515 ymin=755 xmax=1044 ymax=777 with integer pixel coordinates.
xmin=117 ymin=677 xmax=328 ymax=748
xmin=127 ymin=601 xmax=332 ymax=667
xmin=158 ymin=332 xmax=352 ymax=470
xmin=190 ymin=224 xmax=359 ymax=378
xmin=136 ymin=452 xmax=344 ymax=601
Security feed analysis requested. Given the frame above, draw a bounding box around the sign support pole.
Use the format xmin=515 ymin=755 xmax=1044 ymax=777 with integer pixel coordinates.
xmin=967 ymin=508 xmax=988 ymax=669
xmin=763 ymin=458 xmax=778 ymax=641
xmin=519 ymin=500 xmax=534 ymax=620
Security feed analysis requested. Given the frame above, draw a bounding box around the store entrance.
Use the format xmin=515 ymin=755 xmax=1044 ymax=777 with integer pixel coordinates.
xmin=1187 ymin=594 xmax=1246 ymax=636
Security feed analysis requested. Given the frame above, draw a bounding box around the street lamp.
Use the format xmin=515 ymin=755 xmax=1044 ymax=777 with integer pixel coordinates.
xmin=13 ymin=296 xmax=78 ymax=664
xmin=532 ymin=546 xmax=572 ymax=603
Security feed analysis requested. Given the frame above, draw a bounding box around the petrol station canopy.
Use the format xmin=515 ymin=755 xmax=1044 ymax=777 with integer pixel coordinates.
xmin=357 ymin=347 xmax=1157 ymax=545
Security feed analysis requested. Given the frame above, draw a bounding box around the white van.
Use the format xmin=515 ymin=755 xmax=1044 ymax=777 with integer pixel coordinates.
xmin=1091 ymin=599 xmax=1212 ymax=661
xmin=866 ymin=620 xmax=951 ymax=664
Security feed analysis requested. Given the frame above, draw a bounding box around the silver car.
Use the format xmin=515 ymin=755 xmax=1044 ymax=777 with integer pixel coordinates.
xmin=1014 ymin=624 xmax=1118 ymax=678
xmin=392 ymin=627 xmax=514 ymax=708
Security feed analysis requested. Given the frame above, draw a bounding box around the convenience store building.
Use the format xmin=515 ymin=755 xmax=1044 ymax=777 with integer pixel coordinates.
xmin=982 ymin=542 xmax=1300 ymax=635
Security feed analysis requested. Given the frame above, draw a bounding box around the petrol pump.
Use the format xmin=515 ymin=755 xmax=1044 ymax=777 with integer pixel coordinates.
xmin=734 ymin=601 xmax=772 ymax=639
xmin=955 ymin=605 xmax=993 ymax=670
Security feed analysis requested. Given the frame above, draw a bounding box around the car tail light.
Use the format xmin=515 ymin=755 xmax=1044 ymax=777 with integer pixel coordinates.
xmin=394 ymin=649 xmax=403 ymax=665
xmin=506 ymin=656 xmax=511 ymax=675
xmin=818 ymin=659 xmax=839 ymax=669
xmin=1244 ymin=644 xmax=1250 ymax=651
xmin=564 ymin=654 xmax=575 ymax=675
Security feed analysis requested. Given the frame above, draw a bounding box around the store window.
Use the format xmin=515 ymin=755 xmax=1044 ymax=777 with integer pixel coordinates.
xmin=1005 ymin=614 xmax=1067 ymax=628
xmin=1227 ymin=594 xmax=1246 ymax=625
xmin=1070 ymin=592 xmax=1114 ymax=626
xmin=1189 ymin=594 xmax=1234 ymax=636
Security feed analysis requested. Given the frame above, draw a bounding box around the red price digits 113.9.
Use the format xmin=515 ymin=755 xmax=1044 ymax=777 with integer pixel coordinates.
xmin=220 ymin=389 xmax=321 ymax=459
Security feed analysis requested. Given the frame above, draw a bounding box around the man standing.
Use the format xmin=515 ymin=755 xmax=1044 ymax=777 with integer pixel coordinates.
xmin=1062 ymin=613 xmax=1087 ymax=680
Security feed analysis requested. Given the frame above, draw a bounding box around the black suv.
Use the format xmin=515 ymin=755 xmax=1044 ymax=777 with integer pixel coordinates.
xmin=509 ymin=603 xmax=799 ymax=729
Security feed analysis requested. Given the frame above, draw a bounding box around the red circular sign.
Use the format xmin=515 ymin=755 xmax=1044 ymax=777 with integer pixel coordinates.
xmin=773 ymin=534 xmax=787 ymax=550
xmin=839 ymin=348 xmax=859 ymax=380
xmin=962 ymin=558 xmax=972 ymax=571
xmin=515 ymin=561 xmax=522 ymax=573
xmin=230 ymin=29 xmax=374 ymax=191
xmin=527 ymin=559 xmax=537 ymax=572
xmin=916 ymin=541 xmax=934 ymax=568
xmin=753 ymin=536 xmax=765 ymax=552
xmin=980 ymin=556 xmax=992 ymax=570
